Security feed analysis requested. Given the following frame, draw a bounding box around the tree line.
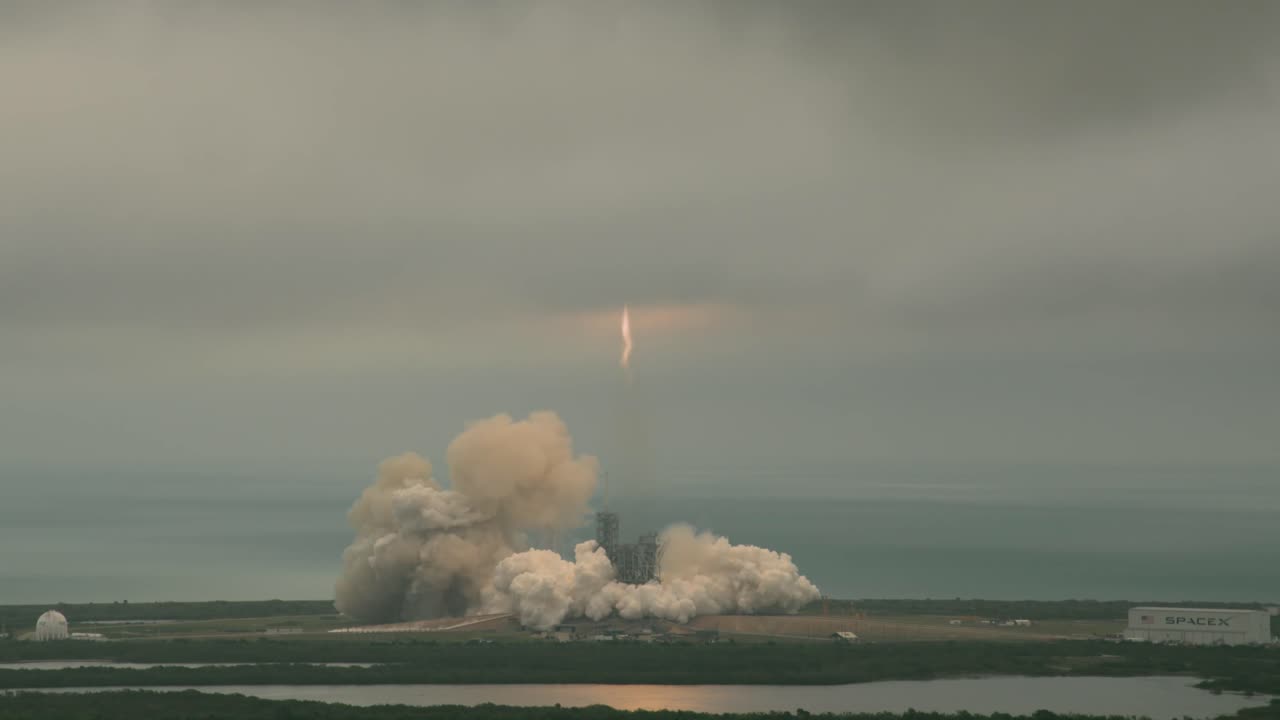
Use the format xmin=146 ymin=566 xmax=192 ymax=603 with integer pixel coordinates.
xmin=1 ymin=640 xmax=1279 ymax=696
xmin=2 ymin=690 xmax=1263 ymax=720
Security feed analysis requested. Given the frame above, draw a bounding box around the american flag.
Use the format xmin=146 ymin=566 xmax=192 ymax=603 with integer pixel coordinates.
xmin=1140 ymin=615 xmax=1154 ymax=624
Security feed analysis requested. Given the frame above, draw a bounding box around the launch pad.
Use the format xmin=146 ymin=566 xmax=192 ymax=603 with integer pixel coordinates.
xmin=595 ymin=511 xmax=660 ymax=584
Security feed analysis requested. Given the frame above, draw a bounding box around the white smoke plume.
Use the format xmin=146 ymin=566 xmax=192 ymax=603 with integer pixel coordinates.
xmin=335 ymin=412 xmax=820 ymax=627
xmin=485 ymin=526 xmax=821 ymax=630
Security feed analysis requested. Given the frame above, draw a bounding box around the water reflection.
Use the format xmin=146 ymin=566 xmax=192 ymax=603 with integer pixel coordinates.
xmin=25 ymin=676 xmax=1269 ymax=719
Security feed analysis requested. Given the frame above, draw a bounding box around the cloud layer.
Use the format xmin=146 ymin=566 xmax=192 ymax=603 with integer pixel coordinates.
xmin=2 ymin=2 xmax=1278 ymax=466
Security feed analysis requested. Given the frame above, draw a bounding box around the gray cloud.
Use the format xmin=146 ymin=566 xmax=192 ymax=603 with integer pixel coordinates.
xmin=1 ymin=1 xmax=1278 ymax=465
xmin=829 ymin=1 xmax=1280 ymax=137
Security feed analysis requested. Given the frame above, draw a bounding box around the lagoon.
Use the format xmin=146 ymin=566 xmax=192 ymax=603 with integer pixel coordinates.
xmin=23 ymin=676 xmax=1270 ymax=719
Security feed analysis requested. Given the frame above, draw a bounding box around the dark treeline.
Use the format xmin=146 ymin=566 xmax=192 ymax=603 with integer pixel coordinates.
xmin=0 ymin=600 xmax=335 ymax=629
xmin=810 ymin=599 xmax=1275 ymax=621
xmin=0 ymin=690 xmax=1207 ymax=720
xmin=5 ymin=598 xmax=1272 ymax=629
xmin=4 ymin=599 xmax=1271 ymax=634
xmin=2 ymin=641 xmax=1279 ymax=695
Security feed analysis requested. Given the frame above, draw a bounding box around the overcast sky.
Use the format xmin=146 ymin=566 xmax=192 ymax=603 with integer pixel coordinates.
xmin=3 ymin=1 xmax=1278 ymax=475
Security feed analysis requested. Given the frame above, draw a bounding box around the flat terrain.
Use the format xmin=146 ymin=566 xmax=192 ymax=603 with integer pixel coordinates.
xmin=8 ymin=598 xmax=1268 ymax=646
xmin=330 ymin=613 xmax=515 ymax=633
xmin=0 ymin=600 xmax=334 ymax=632
xmin=3 ymin=639 xmax=1280 ymax=692
xmin=72 ymin=614 xmax=352 ymax=640
xmin=690 ymin=614 xmax=1121 ymax=642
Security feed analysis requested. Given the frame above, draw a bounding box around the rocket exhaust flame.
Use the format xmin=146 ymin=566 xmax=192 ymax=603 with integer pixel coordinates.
xmin=620 ymin=305 xmax=633 ymax=370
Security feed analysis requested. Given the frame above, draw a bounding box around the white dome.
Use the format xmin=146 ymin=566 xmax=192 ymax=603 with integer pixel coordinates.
xmin=34 ymin=610 xmax=69 ymax=641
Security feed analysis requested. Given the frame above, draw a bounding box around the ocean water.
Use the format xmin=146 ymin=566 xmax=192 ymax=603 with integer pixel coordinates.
xmin=1 ymin=461 xmax=1277 ymax=604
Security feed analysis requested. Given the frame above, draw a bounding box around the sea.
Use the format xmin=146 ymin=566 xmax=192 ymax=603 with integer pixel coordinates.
xmin=1 ymin=460 xmax=1277 ymax=604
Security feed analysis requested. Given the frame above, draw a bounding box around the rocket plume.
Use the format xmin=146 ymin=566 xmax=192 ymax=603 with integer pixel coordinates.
xmin=487 ymin=528 xmax=820 ymax=630
xmin=620 ymin=305 xmax=633 ymax=370
xmin=334 ymin=412 xmax=598 ymax=622
xmin=334 ymin=412 xmax=821 ymax=628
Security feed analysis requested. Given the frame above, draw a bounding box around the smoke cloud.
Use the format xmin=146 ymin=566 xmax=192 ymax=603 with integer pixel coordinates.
xmin=334 ymin=412 xmax=598 ymax=622
xmin=486 ymin=527 xmax=820 ymax=630
xmin=335 ymin=412 xmax=820 ymax=628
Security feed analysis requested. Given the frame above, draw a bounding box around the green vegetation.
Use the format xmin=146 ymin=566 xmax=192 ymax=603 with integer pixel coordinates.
xmin=821 ymin=599 xmax=1278 ymax=638
xmin=1 ymin=690 xmax=1229 ymax=720
xmin=2 ymin=640 xmax=1279 ymax=694
xmin=75 ymin=614 xmax=351 ymax=639
xmin=5 ymin=598 xmax=1272 ymax=636
xmin=0 ymin=600 xmax=335 ymax=630
xmin=810 ymin=599 xmax=1275 ymax=622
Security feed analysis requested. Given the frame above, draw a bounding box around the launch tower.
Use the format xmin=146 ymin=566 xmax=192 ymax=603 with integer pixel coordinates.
xmin=594 ymin=511 xmax=659 ymax=584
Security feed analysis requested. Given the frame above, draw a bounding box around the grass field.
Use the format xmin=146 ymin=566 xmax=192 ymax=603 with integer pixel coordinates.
xmin=5 ymin=598 xmax=1245 ymax=646
xmin=689 ymin=614 xmax=1124 ymax=642
xmin=74 ymin=614 xmax=353 ymax=639
xmin=3 ymin=639 xmax=1280 ymax=692
xmin=0 ymin=600 xmax=335 ymax=631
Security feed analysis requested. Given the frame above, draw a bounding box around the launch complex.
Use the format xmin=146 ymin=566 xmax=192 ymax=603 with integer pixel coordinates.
xmin=595 ymin=511 xmax=660 ymax=584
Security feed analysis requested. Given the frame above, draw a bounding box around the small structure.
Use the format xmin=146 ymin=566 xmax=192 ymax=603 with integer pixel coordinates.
xmin=831 ymin=631 xmax=859 ymax=643
xmin=33 ymin=610 xmax=69 ymax=641
xmin=551 ymin=624 xmax=576 ymax=642
xmin=1013 ymin=619 xmax=1032 ymax=627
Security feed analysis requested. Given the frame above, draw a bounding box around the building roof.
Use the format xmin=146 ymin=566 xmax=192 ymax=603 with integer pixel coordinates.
xmin=36 ymin=610 xmax=67 ymax=626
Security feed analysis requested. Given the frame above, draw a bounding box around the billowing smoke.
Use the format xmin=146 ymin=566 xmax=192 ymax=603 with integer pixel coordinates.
xmin=335 ymin=412 xmax=820 ymax=627
xmin=485 ymin=527 xmax=820 ymax=630
xmin=334 ymin=412 xmax=598 ymax=622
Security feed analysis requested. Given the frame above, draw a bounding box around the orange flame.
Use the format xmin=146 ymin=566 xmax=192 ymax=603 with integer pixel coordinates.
xmin=620 ymin=305 xmax=633 ymax=370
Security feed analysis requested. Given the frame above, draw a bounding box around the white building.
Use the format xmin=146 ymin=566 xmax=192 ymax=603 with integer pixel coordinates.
xmin=33 ymin=610 xmax=69 ymax=641
xmin=1125 ymin=607 xmax=1271 ymax=646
